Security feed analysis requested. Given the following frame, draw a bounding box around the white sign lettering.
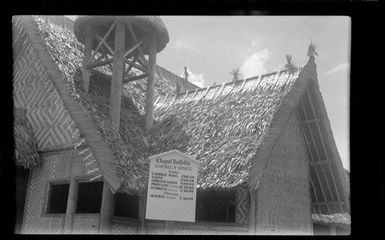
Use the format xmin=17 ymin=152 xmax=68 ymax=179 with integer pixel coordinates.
xmin=145 ymin=150 xmax=199 ymax=222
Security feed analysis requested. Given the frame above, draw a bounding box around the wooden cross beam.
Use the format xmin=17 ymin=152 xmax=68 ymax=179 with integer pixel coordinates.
xmin=123 ymin=73 xmax=148 ymax=84
xmin=124 ymin=39 xmax=144 ymax=58
xmin=95 ymin=32 xmax=114 ymax=56
xmin=125 ymin=58 xmax=148 ymax=73
xmin=127 ymin=22 xmax=149 ymax=66
xmin=89 ymin=19 xmax=117 ymax=61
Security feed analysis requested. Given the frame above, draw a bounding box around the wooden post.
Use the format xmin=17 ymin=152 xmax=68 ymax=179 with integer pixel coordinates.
xmin=63 ymin=153 xmax=78 ymax=233
xmin=144 ymin=38 xmax=157 ymax=133
xmin=100 ymin=19 xmax=125 ymax=234
xmin=99 ymin=182 xmax=114 ymax=234
xmin=109 ymin=19 xmax=126 ymax=130
xmin=248 ymin=190 xmax=255 ymax=234
xmin=82 ymin=26 xmax=94 ymax=93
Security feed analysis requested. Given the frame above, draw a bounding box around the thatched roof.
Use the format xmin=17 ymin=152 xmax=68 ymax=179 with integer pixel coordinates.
xmin=312 ymin=213 xmax=350 ymax=226
xmin=74 ymin=16 xmax=169 ymax=54
xmin=151 ymin=69 xmax=303 ymax=189
xmin=14 ymin=108 xmax=42 ymax=169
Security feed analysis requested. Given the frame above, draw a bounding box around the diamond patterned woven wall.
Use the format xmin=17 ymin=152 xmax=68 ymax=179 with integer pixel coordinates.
xmin=22 ymin=150 xmax=73 ymax=233
xmin=111 ymin=223 xmax=138 ymax=234
xmin=72 ymin=215 xmax=100 ymax=234
xmin=236 ymin=187 xmax=249 ymax=224
xmin=13 ymin=17 xmax=79 ymax=150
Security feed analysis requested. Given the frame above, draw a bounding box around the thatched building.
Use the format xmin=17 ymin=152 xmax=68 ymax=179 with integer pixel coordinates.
xmin=12 ymin=15 xmax=350 ymax=235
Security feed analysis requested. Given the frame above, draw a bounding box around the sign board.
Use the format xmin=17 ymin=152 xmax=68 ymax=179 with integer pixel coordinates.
xmin=145 ymin=150 xmax=199 ymax=222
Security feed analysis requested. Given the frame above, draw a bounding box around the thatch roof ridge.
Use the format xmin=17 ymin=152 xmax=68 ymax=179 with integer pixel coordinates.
xmin=14 ymin=108 xmax=42 ymax=168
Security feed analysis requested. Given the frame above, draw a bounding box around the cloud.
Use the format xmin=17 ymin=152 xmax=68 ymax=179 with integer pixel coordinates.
xmin=180 ymin=68 xmax=206 ymax=88
xmin=174 ymin=39 xmax=195 ymax=51
xmin=240 ymin=48 xmax=269 ymax=78
xmin=324 ymin=62 xmax=350 ymax=75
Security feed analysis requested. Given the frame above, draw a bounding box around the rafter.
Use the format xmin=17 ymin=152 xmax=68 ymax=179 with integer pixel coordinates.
xmin=299 ymin=100 xmax=331 ymax=214
xmin=306 ymin=89 xmax=343 ymax=208
xmin=124 ymin=39 xmax=144 ymax=58
xmin=123 ymin=73 xmax=148 ymax=84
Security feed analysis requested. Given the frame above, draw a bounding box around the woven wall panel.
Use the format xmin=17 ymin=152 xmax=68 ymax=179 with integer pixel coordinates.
xmin=111 ymin=223 xmax=138 ymax=234
xmin=174 ymin=227 xmax=247 ymax=235
xmin=13 ymin=18 xmax=79 ymax=150
xmin=257 ymin=113 xmax=311 ymax=234
xmin=72 ymin=215 xmax=100 ymax=234
xmin=236 ymin=187 xmax=249 ymax=224
xmin=22 ymin=151 xmax=72 ymax=233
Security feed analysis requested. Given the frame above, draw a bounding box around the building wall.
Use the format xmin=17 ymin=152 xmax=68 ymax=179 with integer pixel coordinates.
xmin=256 ymin=112 xmax=312 ymax=234
xmin=22 ymin=149 xmax=101 ymax=234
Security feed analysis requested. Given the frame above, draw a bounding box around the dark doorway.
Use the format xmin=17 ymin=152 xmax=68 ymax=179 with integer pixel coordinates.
xmin=15 ymin=166 xmax=30 ymax=233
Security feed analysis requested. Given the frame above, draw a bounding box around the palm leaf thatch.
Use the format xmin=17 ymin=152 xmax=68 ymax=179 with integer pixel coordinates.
xmin=14 ymin=108 xmax=42 ymax=168
xmin=150 ymin=68 xmax=302 ymax=189
xmin=312 ymin=213 xmax=350 ymax=225
xmin=284 ymin=54 xmax=297 ymax=74
xmin=307 ymin=41 xmax=319 ymax=58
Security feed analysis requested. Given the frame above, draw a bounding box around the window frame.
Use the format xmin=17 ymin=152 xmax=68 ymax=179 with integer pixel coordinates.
xmin=44 ymin=180 xmax=70 ymax=216
xmin=112 ymin=192 xmax=141 ymax=220
xmin=195 ymin=190 xmax=237 ymax=224
xmin=75 ymin=180 xmax=104 ymax=214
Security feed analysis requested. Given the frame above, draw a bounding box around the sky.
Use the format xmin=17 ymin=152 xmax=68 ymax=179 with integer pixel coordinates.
xmin=67 ymin=16 xmax=350 ymax=171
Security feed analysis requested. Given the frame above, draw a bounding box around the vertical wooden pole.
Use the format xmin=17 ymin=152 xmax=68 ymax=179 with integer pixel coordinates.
xmin=82 ymin=26 xmax=93 ymax=93
xmin=109 ymin=19 xmax=126 ymax=130
xmin=144 ymin=38 xmax=157 ymax=133
xmin=248 ymin=189 xmax=256 ymax=234
xmin=100 ymin=19 xmax=125 ymax=234
xmin=63 ymin=152 xmax=78 ymax=233
xmin=99 ymin=182 xmax=114 ymax=234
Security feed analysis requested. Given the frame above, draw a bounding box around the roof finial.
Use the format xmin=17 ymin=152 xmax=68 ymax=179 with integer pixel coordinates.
xmin=307 ymin=39 xmax=319 ymax=61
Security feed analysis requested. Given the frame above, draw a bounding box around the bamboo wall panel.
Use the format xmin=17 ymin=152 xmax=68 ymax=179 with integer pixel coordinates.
xmin=257 ymin=113 xmax=311 ymax=234
xmin=22 ymin=151 xmax=73 ymax=233
xmin=236 ymin=187 xmax=249 ymax=224
xmin=72 ymin=215 xmax=100 ymax=234
xmin=111 ymin=223 xmax=138 ymax=234
xmin=13 ymin=17 xmax=79 ymax=150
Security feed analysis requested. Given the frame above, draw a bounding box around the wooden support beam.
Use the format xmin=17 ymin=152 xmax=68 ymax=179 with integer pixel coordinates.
xmin=144 ymin=38 xmax=157 ymax=133
xmin=108 ymin=19 xmax=125 ymax=130
xmin=127 ymin=22 xmax=149 ymax=66
xmin=95 ymin=32 xmax=114 ymax=56
xmin=124 ymin=39 xmax=144 ymax=58
xmin=82 ymin=26 xmax=94 ymax=93
xmin=90 ymin=20 xmax=117 ymax=60
xmin=99 ymin=182 xmax=114 ymax=234
xmin=63 ymin=153 xmax=78 ymax=233
xmin=248 ymin=189 xmax=256 ymax=234
xmin=123 ymin=73 xmax=148 ymax=84
xmin=125 ymin=58 xmax=148 ymax=73
xmin=87 ymin=58 xmax=113 ymax=69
